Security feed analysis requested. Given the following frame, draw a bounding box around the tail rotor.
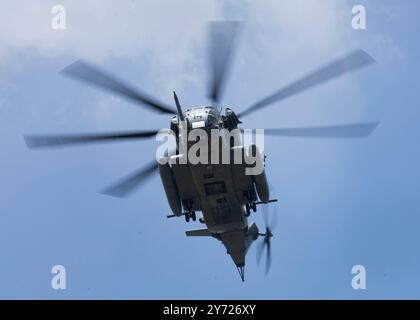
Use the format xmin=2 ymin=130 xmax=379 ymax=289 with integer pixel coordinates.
xmin=257 ymin=204 xmax=277 ymax=275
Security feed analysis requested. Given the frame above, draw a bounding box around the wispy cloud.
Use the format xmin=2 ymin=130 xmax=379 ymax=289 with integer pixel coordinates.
xmin=0 ymin=0 xmax=394 ymax=123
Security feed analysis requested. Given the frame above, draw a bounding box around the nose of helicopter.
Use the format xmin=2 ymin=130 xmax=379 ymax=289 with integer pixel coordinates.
xmin=184 ymin=106 xmax=219 ymax=130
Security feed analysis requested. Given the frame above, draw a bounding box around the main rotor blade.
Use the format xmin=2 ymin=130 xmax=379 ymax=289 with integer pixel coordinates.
xmin=24 ymin=130 xmax=161 ymax=149
xmin=208 ymin=21 xmax=241 ymax=104
xmin=101 ymin=160 xmax=158 ymax=198
xmin=61 ymin=60 xmax=176 ymax=115
xmin=262 ymin=122 xmax=379 ymax=139
xmin=238 ymin=49 xmax=375 ymax=117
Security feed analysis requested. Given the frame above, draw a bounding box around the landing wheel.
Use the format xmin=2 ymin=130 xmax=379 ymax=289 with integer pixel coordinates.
xmin=184 ymin=211 xmax=196 ymax=222
xmin=251 ymin=203 xmax=257 ymax=212
xmin=245 ymin=204 xmax=251 ymax=217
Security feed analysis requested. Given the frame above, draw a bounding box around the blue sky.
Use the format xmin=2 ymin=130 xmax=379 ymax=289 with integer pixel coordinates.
xmin=0 ymin=0 xmax=419 ymax=299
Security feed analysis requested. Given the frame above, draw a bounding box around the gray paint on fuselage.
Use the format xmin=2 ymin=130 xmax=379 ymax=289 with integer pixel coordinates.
xmin=167 ymin=106 xmax=267 ymax=269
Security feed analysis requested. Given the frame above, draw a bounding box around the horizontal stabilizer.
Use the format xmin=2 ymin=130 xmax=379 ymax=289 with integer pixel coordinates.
xmin=186 ymin=229 xmax=212 ymax=237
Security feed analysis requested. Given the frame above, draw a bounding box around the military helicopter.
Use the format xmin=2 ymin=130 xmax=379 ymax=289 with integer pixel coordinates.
xmin=25 ymin=22 xmax=378 ymax=281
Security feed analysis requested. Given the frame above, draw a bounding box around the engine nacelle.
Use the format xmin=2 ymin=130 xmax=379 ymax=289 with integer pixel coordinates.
xmin=158 ymin=161 xmax=182 ymax=216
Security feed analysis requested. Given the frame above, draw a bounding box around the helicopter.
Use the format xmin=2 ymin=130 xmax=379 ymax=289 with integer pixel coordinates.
xmin=24 ymin=22 xmax=378 ymax=281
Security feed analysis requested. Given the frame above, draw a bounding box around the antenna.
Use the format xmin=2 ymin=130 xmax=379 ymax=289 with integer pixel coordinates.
xmin=173 ymin=91 xmax=184 ymax=121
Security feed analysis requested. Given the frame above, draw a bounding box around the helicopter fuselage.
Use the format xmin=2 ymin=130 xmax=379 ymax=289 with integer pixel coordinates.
xmin=158 ymin=106 xmax=270 ymax=274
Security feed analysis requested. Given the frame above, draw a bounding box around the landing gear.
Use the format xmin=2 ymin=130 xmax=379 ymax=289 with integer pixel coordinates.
xmin=245 ymin=204 xmax=251 ymax=217
xmin=183 ymin=200 xmax=196 ymax=223
xmin=244 ymin=203 xmax=257 ymax=217
xmin=184 ymin=210 xmax=196 ymax=223
xmin=244 ymin=191 xmax=258 ymax=218
xmin=251 ymin=203 xmax=257 ymax=212
xmin=167 ymin=211 xmax=198 ymax=222
xmin=244 ymin=199 xmax=278 ymax=218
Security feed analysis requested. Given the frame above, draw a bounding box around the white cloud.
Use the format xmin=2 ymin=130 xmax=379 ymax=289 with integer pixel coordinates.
xmin=0 ymin=0 xmax=394 ymax=123
xmin=0 ymin=0 xmax=220 ymax=58
xmin=0 ymin=0 xmax=222 ymax=94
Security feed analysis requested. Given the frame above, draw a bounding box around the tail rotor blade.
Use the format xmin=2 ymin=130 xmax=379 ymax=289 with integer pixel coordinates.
xmin=256 ymin=239 xmax=266 ymax=265
xmin=262 ymin=204 xmax=269 ymax=227
xmin=265 ymin=239 xmax=272 ymax=275
xmin=271 ymin=204 xmax=278 ymax=231
xmin=258 ymin=204 xmax=275 ymax=275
